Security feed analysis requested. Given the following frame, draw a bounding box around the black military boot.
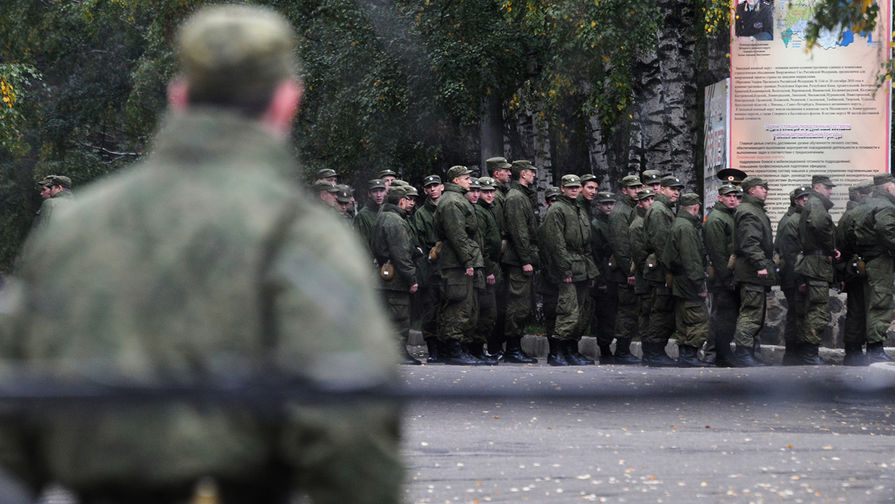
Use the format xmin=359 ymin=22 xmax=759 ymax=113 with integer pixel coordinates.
xmin=732 ymin=345 xmax=765 ymax=367
xmin=613 ymin=339 xmax=641 ymax=365
xmin=467 ymin=342 xmax=498 ymax=365
xmin=425 ymin=338 xmax=440 ymax=364
xmin=677 ymin=345 xmax=709 ymax=367
xmin=843 ymin=344 xmax=869 ymax=366
xmin=564 ymin=339 xmax=595 ymax=365
xmin=867 ymin=342 xmax=894 ymax=363
xmin=751 ymin=341 xmax=770 ymax=366
xmin=714 ymin=337 xmax=734 ymax=367
xmin=400 ymin=338 xmax=422 ymax=365
xmin=485 ymin=338 xmax=505 ymax=361
xmin=547 ymin=337 xmax=570 ymax=366
xmin=442 ymin=339 xmax=487 ymax=366
xmin=504 ymin=337 xmax=538 ymax=364
xmin=781 ymin=341 xmax=801 ymax=366
xmin=798 ymin=342 xmax=826 ymax=366
xmin=644 ymin=342 xmax=678 ymax=368
xmin=598 ymin=344 xmax=615 ymax=365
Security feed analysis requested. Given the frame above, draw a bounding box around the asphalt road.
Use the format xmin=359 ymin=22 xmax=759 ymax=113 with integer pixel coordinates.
xmin=400 ymin=363 xmax=895 ymax=503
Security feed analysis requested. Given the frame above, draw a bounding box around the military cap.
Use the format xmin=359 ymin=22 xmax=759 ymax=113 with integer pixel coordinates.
xmin=579 ymin=173 xmax=598 ymax=184
xmin=446 ymin=165 xmax=472 ymax=182
xmin=478 ymin=177 xmax=496 ymax=191
xmin=423 ymin=174 xmax=442 ymax=187
xmin=390 ymin=179 xmax=409 ymax=187
xmin=404 ymin=185 xmax=419 ymax=198
xmin=378 ymin=169 xmax=397 ymax=179
xmin=641 ymin=170 xmax=663 ymax=185
xmin=717 ymin=168 xmax=747 ymax=185
xmin=660 ymin=175 xmax=684 ymax=188
xmin=368 ymin=178 xmax=386 ymax=191
xmin=811 ymin=175 xmax=836 ymax=187
xmin=316 ymin=168 xmax=337 ymax=179
xmin=718 ymin=183 xmax=740 ymax=196
xmin=596 ymin=191 xmax=616 ymax=203
xmin=312 ymin=181 xmax=338 ymax=194
xmin=560 ymin=174 xmax=582 ymax=188
xmin=740 ymin=176 xmax=769 ymax=192
xmin=873 ymin=173 xmax=894 ymax=186
xmin=469 ymin=178 xmax=482 ymax=190
xmin=486 ymin=156 xmax=512 ymax=173
xmin=621 ymin=175 xmax=644 ymax=188
xmin=334 ymin=184 xmax=352 ymax=203
xmin=385 ymin=185 xmax=406 ymax=203
xmin=544 ymin=186 xmax=561 ymax=200
xmin=679 ymin=193 xmax=700 ymax=206
xmin=850 ymin=179 xmax=874 ymax=195
xmin=38 ymin=175 xmax=72 ymax=189
xmin=792 ymin=185 xmax=811 ymax=199
xmin=636 ymin=188 xmax=655 ymax=201
xmin=510 ymin=160 xmax=536 ymax=177
xmin=176 ymin=5 xmax=298 ymax=107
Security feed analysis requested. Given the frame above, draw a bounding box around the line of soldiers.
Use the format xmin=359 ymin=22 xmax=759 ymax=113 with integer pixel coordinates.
xmin=319 ymin=160 xmax=895 ymax=368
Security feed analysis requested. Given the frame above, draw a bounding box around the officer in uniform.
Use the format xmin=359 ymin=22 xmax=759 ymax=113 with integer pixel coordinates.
xmin=373 ymin=185 xmax=422 ymax=364
xmin=500 ymin=160 xmax=540 ymax=363
xmin=641 ymin=175 xmax=683 ymax=367
xmin=0 ymin=5 xmax=403 ymax=503
xmin=852 ymin=173 xmax=895 ymax=363
xmin=353 ymin=178 xmax=387 ymax=254
xmin=412 ymin=174 xmax=445 ymax=362
xmin=662 ymin=193 xmax=709 ymax=367
xmin=607 ymin=175 xmax=644 ymax=363
xmin=735 ymin=0 xmax=774 ymax=40
xmin=794 ymin=175 xmax=839 ymax=365
xmin=542 ymin=175 xmax=598 ymax=365
xmin=434 ymin=165 xmax=487 ymax=365
xmin=703 ymin=183 xmax=741 ymax=366
xmin=836 ymin=180 xmax=875 ymax=365
xmin=33 ymin=175 xmax=74 ymax=230
xmin=732 ymin=176 xmax=778 ymax=366
xmin=775 ymin=186 xmax=810 ymax=365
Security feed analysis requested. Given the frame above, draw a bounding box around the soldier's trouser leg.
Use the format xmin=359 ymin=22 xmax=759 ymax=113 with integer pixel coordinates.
xmin=382 ymin=290 xmax=411 ymax=345
xmin=843 ymin=280 xmax=866 ymax=348
xmin=734 ymin=283 xmax=766 ymax=347
xmin=707 ymin=288 xmax=738 ymax=360
xmin=637 ymin=292 xmax=650 ymax=336
xmin=592 ymin=282 xmax=617 ymax=348
xmin=863 ymin=256 xmax=894 ymax=345
xmin=675 ymin=297 xmax=709 ymax=349
xmin=475 ymin=285 xmax=497 ymax=345
xmin=644 ymin=284 xmax=675 ymax=346
xmin=504 ymin=266 xmax=533 ymax=340
xmin=798 ymin=280 xmax=830 ymax=345
xmin=555 ymin=281 xmax=588 ymax=341
xmin=419 ymin=274 xmax=441 ymax=343
xmin=490 ymin=266 xmax=509 ymax=350
xmin=438 ymin=268 xmax=477 ymax=343
xmin=614 ymin=283 xmax=638 ymax=341
xmin=541 ymin=284 xmax=558 ymax=337
xmin=781 ymin=287 xmax=803 ymax=350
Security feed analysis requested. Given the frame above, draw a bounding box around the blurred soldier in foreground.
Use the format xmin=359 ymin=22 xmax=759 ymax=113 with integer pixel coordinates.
xmin=33 ymin=175 xmax=73 ymax=230
xmin=0 ymin=5 xmax=403 ymax=503
xmin=836 ymin=180 xmax=875 ymax=365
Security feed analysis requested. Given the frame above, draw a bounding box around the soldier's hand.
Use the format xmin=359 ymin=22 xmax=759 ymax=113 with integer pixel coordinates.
xmin=563 ymin=277 xmax=573 ymax=284
xmin=589 ymin=280 xmax=595 ymax=288
xmin=522 ymin=264 xmax=534 ymax=275
xmin=834 ymin=249 xmax=841 ymax=260
xmin=486 ymin=274 xmax=496 ymax=286
xmin=626 ymin=275 xmax=635 ymax=286
xmin=798 ymin=282 xmax=806 ymax=293
xmin=756 ymin=268 xmax=768 ymax=278
xmin=699 ymin=291 xmax=707 ymax=298
xmin=410 ymin=283 xmax=419 ymax=293
xmin=466 ymin=267 xmax=475 ymax=277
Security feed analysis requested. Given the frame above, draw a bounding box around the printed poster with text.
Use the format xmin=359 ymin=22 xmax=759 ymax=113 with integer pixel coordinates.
xmin=730 ymin=0 xmax=891 ymax=227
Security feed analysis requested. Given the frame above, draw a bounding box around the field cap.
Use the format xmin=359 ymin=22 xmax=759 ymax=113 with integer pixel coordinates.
xmin=741 ymin=176 xmax=769 ymax=192
xmin=641 ymin=170 xmax=662 ymax=185
xmin=660 ymin=175 xmax=684 ymax=188
xmin=811 ymin=175 xmax=836 ymax=187
xmin=368 ymin=179 xmax=386 ymax=191
xmin=718 ymin=183 xmax=740 ymax=195
xmin=423 ymin=174 xmax=442 ymax=187
xmin=579 ymin=173 xmax=598 ymax=185
xmin=596 ymin=191 xmax=616 ymax=203
xmin=510 ymin=160 xmax=536 ymax=177
xmin=446 ymin=165 xmax=472 ymax=181
xmin=316 ymin=168 xmax=337 ymax=179
xmin=560 ymin=174 xmax=582 ymax=188
xmin=621 ymin=175 xmax=643 ymax=188
xmin=637 ymin=188 xmax=655 ymax=201
xmin=486 ymin=157 xmax=511 ymax=173
xmin=679 ymin=193 xmax=700 ymax=206
xmin=544 ymin=186 xmax=561 ymax=200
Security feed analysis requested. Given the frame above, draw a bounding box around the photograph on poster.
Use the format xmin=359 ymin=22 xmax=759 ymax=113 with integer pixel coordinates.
xmin=735 ymin=0 xmax=774 ymax=41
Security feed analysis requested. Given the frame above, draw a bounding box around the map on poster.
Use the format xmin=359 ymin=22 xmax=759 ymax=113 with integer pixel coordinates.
xmin=781 ymin=0 xmax=878 ymax=49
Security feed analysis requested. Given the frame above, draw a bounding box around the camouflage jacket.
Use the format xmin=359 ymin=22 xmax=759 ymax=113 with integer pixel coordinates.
xmin=590 ymin=212 xmax=612 ymax=285
xmin=796 ymin=191 xmax=836 ymax=282
xmin=643 ymin=193 xmax=675 ymax=283
xmin=607 ymin=194 xmax=637 ymax=283
xmin=854 ymin=190 xmax=895 ymax=258
xmin=434 ymin=183 xmax=483 ymax=270
xmin=734 ymin=193 xmax=778 ymax=286
xmin=541 ymin=195 xmax=598 ymax=283
xmin=0 ymin=109 xmax=401 ymax=499
xmin=372 ymin=203 xmax=418 ymax=291
xmin=501 ymin=180 xmax=539 ymax=267
xmin=663 ymin=210 xmax=707 ymax=299
xmin=32 ymin=189 xmax=74 ymax=231
xmin=704 ymin=204 xmax=736 ymax=290
xmin=774 ymin=205 xmax=802 ymax=289
xmin=476 ymin=200 xmax=502 ymax=280
xmin=629 ymin=207 xmax=650 ymax=294
xmin=353 ymin=199 xmax=380 ymax=254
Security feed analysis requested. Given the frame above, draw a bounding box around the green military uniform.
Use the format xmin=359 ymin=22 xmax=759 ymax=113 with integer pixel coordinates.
xmin=434 ymin=179 xmax=484 ymax=354
xmin=704 ymin=195 xmax=738 ymax=365
xmin=501 ymin=177 xmax=540 ymax=362
xmin=642 ymin=189 xmax=677 ymax=364
xmin=0 ymin=7 xmax=403 ymax=503
xmin=33 ymin=184 xmax=74 ymax=230
xmin=411 ymin=194 xmax=441 ymax=354
xmin=662 ymin=196 xmax=708 ymax=365
xmin=794 ymin=188 xmax=836 ymax=361
xmin=590 ymin=205 xmax=618 ymax=357
xmin=629 ymin=204 xmax=651 ymax=339
xmin=775 ymin=199 xmax=804 ymax=363
xmin=542 ymin=181 xmax=598 ymax=365
xmin=372 ymin=194 xmax=420 ymax=364
xmin=733 ymin=178 xmax=778 ymax=366
xmin=836 ymin=190 xmax=872 ymax=364
xmin=853 ymin=178 xmax=895 ymax=362
xmin=354 ymin=200 xmax=381 ymax=252
xmin=474 ymin=194 xmax=501 ymax=355
xmin=607 ymin=181 xmax=641 ymax=353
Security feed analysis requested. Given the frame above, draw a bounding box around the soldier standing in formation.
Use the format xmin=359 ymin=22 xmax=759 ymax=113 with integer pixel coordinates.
xmin=836 ymin=180 xmax=875 ymax=365
xmin=412 ymin=174 xmax=445 ymax=362
xmin=607 ymin=175 xmax=644 ymax=363
xmin=775 ymin=186 xmax=810 ymax=364
xmin=353 ymin=178 xmax=387 ymax=252
xmin=703 ymin=183 xmax=742 ymax=366
xmin=474 ymin=178 xmax=503 ymax=364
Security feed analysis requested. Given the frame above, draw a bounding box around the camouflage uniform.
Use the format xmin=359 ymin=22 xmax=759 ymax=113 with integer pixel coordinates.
xmin=33 ymin=185 xmax=73 ymax=231
xmin=836 ymin=196 xmax=871 ymax=360
xmin=794 ymin=190 xmax=836 ymax=350
xmin=590 ymin=209 xmax=617 ymax=353
xmin=411 ymin=196 xmax=441 ymax=347
xmin=474 ymin=198 xmax=501 ymax=350
xmin=662 ymin=207 xmax=708 ymax=354
xmin=501 ymin=179 xmax=539 ymax=355
xmin=629 ymin=206 xmax=651 ymax=336
xmin=775 ymin=202 xmax=804 ymax=359
xmin=0 ymin=7 xmax=403 ymax=503
xmin=853 ymin=187 xmax=895 ymax=355
xmin=354 ymin=198 xmax=382 ymax=254
xmin=642 ymin=192 xmax=676 ymax=350
xmin=704 ymin=203 xmax=738 ymax=364
xmin=607 ymin=193 xmax=639 ymax=346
